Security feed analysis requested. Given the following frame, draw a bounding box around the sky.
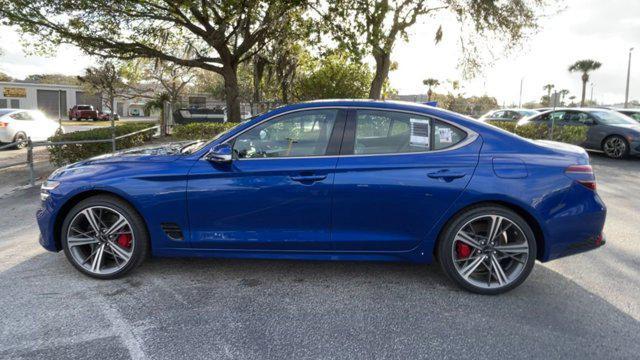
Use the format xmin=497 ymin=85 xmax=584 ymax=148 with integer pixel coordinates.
xmin=0 ymin=0 xmax=638 ymax=106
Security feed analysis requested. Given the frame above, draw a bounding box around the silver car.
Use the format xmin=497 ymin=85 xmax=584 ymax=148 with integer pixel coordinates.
xmin=0 ymin=109 xmax=63 ymax=148
xmin=517 ymin=108 xmax=640 ymax=159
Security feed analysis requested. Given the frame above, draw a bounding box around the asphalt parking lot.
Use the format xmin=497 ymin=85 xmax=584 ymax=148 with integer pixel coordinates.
xmin=0 ymin=153 xmax=639 ymax=359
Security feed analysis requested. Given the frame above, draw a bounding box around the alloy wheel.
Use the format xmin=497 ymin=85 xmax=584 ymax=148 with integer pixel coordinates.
xmin=603 ymin=137 xmax=626 ymax=158
xmin=66 ymin=206 xmax=135 ymax=275
xmin=451 ymin=215 xmax=530 ymax=289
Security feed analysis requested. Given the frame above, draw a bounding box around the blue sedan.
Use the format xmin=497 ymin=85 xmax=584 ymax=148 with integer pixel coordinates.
xmin=37 ymin=100 xmax=606 ymax=294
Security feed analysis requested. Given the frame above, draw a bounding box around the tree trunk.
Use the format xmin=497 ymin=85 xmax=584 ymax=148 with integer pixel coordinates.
xmin=222 ymin=63 xmax=242 ymax=122
xmin=253 ymin=55 xmax=266 ymax=114
xmin=580 ymin=73 xmax=590 ymax=107
xmin=369 ymin=49 xmax=391 ymax=100
xmin=427 ymin=89 xmax=432 ymax=102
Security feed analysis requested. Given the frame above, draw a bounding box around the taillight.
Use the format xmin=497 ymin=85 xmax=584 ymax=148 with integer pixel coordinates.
xmin=0 ymin=122 xmax=7 ymax=128
xmin=565 ymin=164 xmax=596 ymax=190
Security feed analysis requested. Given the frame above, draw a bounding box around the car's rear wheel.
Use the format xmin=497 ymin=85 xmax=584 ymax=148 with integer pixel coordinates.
xmin=13 ymin=132 xmax=27 ymax=149
xmin=602 ymin=135 xmax=629 ymax=159
xmin=61 ymin=195 xmax=149 ymax=279
xmin=437 ymin=205 xmax=536 ymax=295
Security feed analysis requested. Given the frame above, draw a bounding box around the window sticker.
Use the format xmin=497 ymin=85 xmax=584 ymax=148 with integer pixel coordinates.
xmin=410 ymin=118 xmax=430 ymax=148
xmin=438 ymin=127 xmax=453 ymax=143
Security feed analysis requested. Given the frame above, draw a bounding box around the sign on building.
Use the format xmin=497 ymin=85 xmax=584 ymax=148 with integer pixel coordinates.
xmin=3 ymin=87 xmax=27 ymax=98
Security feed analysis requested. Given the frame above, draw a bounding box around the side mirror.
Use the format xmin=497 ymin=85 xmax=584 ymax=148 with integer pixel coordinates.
xmin=205 ymin=143 xmax=233 ymax=163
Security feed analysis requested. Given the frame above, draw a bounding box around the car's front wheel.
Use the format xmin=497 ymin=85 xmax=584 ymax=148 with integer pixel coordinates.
xmin=602 ymin=135 xmax=629 ymax=159
xmin=61 ymin=195 xmax=149 ymax=279
xmin=437 ymin=205 xmax=536 ymax=295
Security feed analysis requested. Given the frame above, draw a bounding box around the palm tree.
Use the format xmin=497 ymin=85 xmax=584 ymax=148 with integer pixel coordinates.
xmin=422 ymin=78 xmax=440 ymax=102
xmin=559 ymin=89 xmax=570 ymax=105
xmin=568 ymin=59 xmax=602 ymax=107
xmin=543 ymin=84 xmax=555 ymax=106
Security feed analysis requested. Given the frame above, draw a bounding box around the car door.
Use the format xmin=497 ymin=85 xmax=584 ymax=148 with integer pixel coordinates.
xmin=186 ymin=108 xmax=346 ymax=250
xmin=564 ymin=111 xmax=599 ymax=148
xmin=330 ymin=109 xmax=481 ymax=251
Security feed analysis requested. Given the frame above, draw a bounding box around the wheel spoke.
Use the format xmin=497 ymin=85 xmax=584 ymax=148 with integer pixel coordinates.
xmin=90 ymin=244 xmax=106 ymax=273
xmin=68 ymin=236 xmax=99 ymax=247
xmin=459 ymin=255 xmax=486 ymax=279
xmin=490 ymin=254 xmax=508 ymax=286
xmin=487 ymin=215 xmax=504 ymax=242
xmin=81 ymin=208 xmax=102 ymax=234
xmin=105 ymin=214 xmax=128 ymax=236
xmin=455 ymin=231 xmax=482 ymax=249
xmin=107 ymin=241 xmax=132 ymax=262
xmin=494 ymin=243 xmax=529 ymax=255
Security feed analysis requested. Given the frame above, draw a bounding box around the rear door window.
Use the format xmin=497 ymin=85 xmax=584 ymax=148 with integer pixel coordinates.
xmin=352 ymin=110 xmax=468 ymax=154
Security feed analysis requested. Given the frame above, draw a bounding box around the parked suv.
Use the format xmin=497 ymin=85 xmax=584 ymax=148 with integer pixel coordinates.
xmin=68 ymin=105 xmax=99 ymax=121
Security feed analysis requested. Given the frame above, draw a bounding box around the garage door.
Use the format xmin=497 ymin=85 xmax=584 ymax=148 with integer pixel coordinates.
xmin=75 ymin=91 xmax=102 ymax=111
xmin=37 ymin=90 xmax=66 ymax=119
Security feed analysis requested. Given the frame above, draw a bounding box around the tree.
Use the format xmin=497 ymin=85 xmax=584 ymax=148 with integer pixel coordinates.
xmin=24 ymin=73 xmax=80 ymax=85
xmin=543 ymin=84 xmax=554 ymax=106
xmin=294 ymin=52 xmax=372 ymax=101
xmin=0 ymin=71 xmax=11 ymax=81
xmin=422 ymin=78 xmax=440 ymax=102
xmin=127 ymin=59 xmax=195 ymax=107
xmin=78 ymin=62 xmax=127 ymax=118
xmin=559 ymin=89 xmax=569 ymax=106
xmin=568 ymin=60 xmax=602 ymax=107
xmin=0 ymin=0 xmax=308 ymax=122
xmin=322 ymin=0 xmax=552 ymax=99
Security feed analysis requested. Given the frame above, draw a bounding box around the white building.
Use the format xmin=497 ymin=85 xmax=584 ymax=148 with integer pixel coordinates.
xmin=0 ymin=81 xmax=149 ymax=119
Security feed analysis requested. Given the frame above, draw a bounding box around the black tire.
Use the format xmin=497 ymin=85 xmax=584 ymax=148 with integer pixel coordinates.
xmin=13 ymin=132 xmax=27 ymax=149
xmin=437 ymin=205 xmax=537 ymax=295
xmin=601 ymin=135 xmax=629 ymax=159
xmin=61 ymin=195 xmax=149 ymax=279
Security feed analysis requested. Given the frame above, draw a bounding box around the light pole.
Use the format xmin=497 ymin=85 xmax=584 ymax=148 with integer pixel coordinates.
xmin=625 ymin=47 xmax=634 ymax=108
xmin=590 ymin=83 xmax=595 ymax=104
xmin=518 ymin=77 xmax=523 ymax=108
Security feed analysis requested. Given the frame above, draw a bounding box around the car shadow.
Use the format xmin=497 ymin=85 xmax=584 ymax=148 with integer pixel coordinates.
xmin=1 ymin=252 xmax=638 ymax=359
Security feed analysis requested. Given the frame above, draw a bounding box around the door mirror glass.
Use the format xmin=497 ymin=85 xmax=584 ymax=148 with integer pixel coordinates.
xmin=205 ymin=143 xmax=232 ymax=163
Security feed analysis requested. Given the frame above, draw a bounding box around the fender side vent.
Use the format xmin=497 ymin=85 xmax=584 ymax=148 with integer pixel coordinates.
xmin=161 ymin=222 xmax=184 ymax=241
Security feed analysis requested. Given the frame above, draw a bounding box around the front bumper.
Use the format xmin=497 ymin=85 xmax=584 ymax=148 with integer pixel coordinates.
xmin=37 ymin=202 xmax=61 ymax=252
xmin=630 ymin=140 xmax=640 ymax=155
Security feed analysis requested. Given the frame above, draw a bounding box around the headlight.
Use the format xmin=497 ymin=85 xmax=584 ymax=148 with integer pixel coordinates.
xmin=40 ymin=180 xmax=60 ymax=201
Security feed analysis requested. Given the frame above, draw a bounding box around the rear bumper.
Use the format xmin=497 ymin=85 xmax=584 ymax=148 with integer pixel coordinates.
xmin=0 ymin=128 xmax=15 ymax=143
xmin=629 ymin=140 xmax=640 ymax=155
xmin=542 ymin=185 xmax=607 ymax=261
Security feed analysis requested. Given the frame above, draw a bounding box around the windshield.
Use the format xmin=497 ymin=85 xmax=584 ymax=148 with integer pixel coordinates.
xmin=518 ymin=110 xmax=538 ymax=117
xmin=591 ymin=111 xmax=638 ymax=125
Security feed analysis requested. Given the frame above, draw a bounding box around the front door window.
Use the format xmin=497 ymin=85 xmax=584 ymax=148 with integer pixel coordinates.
xmin=233 ymin=109 xmax=338 ymax=159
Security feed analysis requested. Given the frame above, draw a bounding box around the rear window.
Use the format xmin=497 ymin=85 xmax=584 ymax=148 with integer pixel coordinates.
xmin=77 ymin=106 xmax=93 ymax=110
xmin=0 ymin=109 xmax=14 ymax=116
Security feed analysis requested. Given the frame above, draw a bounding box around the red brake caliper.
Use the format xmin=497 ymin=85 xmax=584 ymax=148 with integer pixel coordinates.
xmin=456 ymin=242 xmax=472 ymax=259
xmin=116 ymin=234 xmax=132 ymax=249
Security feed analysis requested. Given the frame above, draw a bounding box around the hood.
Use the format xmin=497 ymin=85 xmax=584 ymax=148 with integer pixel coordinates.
xmin=48 ymin=141 xmax=199 ymax=181
xmin=84 ymin=141 xmax=197 ymax=164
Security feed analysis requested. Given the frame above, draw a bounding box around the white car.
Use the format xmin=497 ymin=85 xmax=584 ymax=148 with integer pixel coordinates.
xmin=0 ymin=109 xmax=63 ymax=148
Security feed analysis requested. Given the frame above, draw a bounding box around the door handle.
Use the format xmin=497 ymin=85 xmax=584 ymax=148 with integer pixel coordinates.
xmin=290 ymin=174 xmax=327 ymax=183
xmin=427 ymin=170 xmax=466 ymax=181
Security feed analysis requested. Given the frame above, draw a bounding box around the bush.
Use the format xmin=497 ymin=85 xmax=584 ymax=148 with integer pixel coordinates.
xmin=48 ymin=122 xmax=156 ymax=166
xmin=486 ymin=121 xmax=587 ymax=145
xmin=172 ymin=122 xmax=239 ymax=141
